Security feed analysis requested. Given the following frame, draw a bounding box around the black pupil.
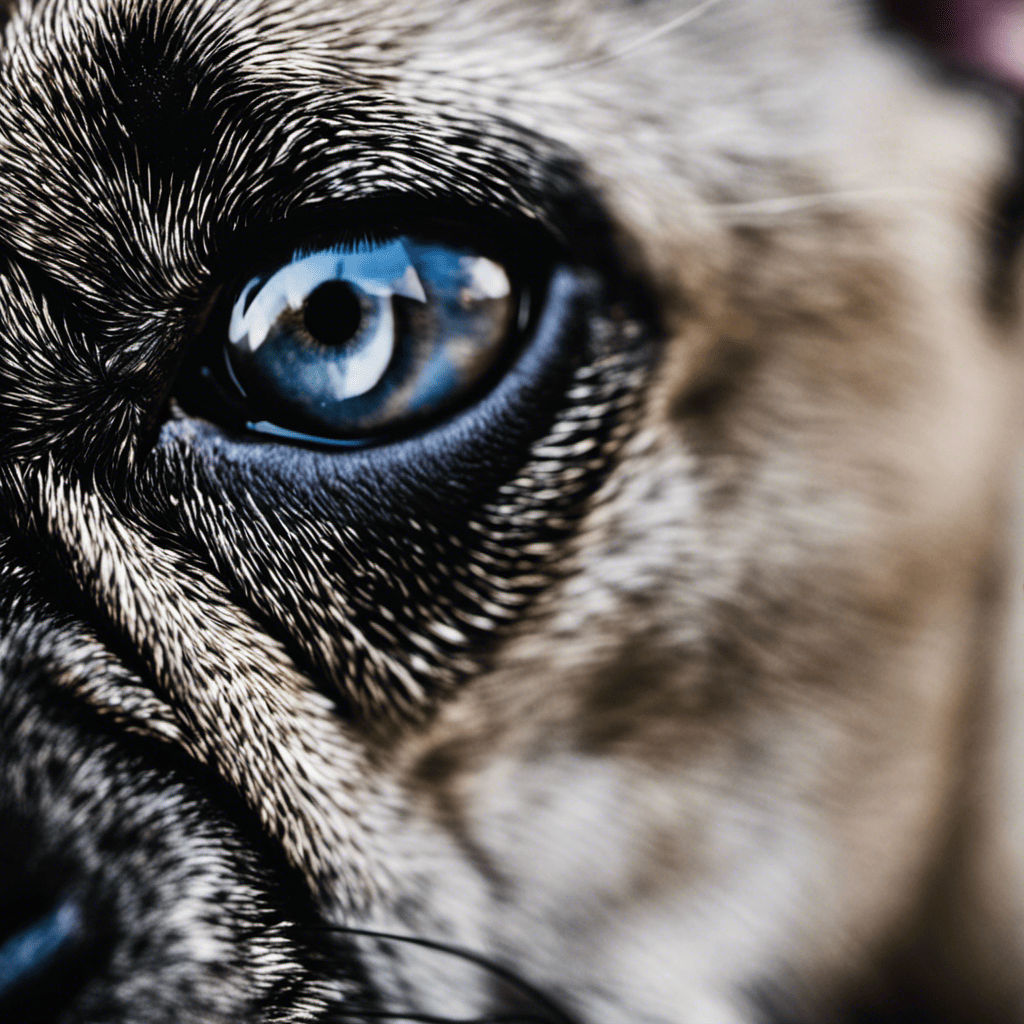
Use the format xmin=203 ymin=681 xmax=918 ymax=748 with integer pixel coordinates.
xmin=303 ymin=280 xmax=362 ymax=347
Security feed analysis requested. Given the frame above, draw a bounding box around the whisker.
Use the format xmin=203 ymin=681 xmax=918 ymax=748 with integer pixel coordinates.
xmin=314 ymin=925 xmax=576 ymax=1024
xmin=326 ymin=1011 xmax=547 ymax=1024
xmin=562 ymin=0 xmax=729 ymax=74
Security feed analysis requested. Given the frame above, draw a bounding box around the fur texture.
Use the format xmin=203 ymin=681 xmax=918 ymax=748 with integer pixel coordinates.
xmin=0 ymin=1 xmax=1020 ymax=1022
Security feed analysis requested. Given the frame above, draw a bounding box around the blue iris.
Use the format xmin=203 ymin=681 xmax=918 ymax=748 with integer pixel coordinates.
xmin=224 ymin=236 xmax=516 ymax=440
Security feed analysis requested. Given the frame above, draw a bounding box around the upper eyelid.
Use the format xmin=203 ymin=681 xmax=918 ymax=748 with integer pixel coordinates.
xmin=192 ymin=112 xmax=587 ymax=274
xmin=207 ymin=188 xmax=559 ymax=270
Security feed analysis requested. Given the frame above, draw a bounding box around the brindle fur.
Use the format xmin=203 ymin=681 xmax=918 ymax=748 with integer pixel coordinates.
xmin=0 ymin=1 xmax=1020 ymax=1022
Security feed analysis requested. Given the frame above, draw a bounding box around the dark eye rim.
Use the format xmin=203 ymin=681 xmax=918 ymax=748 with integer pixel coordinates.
xmin=173 ymin=201 xmax=564 ymax=451
xmin=163 ymin=265 xmax=609 ymax=509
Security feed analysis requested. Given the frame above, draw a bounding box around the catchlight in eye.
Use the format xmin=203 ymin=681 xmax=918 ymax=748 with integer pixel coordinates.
xmin=218 ymin=235 xmax=519 ymax=442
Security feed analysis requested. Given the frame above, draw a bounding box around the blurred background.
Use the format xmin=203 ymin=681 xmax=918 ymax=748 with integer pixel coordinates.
xmin=883 ymin=0 xmax=1024 ymax=84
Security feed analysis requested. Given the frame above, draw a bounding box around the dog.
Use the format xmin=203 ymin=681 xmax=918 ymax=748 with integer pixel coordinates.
xmin=0 ymin=0 xmax=1020 ymax=1021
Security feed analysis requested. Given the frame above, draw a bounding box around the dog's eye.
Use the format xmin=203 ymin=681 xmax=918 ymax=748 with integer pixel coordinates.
xmin=199 ymin=236 xmax=522 ymax=443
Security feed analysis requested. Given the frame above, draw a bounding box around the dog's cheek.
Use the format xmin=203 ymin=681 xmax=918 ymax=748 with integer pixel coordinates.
xmin=372 ymin=156 xmax=1019 ymax=1012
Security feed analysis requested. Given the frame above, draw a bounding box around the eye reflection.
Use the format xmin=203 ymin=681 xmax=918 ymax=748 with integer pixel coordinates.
xmin=224 ymin=236 xmax=516 ymax=439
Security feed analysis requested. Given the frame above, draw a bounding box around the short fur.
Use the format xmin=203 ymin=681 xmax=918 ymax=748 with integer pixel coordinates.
xmin=0 ymin=1 xmax=1020 ymax=1022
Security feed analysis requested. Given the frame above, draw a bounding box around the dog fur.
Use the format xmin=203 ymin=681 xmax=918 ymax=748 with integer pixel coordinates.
xmin=0 ymin=1 xmax=1020 ymax=1021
